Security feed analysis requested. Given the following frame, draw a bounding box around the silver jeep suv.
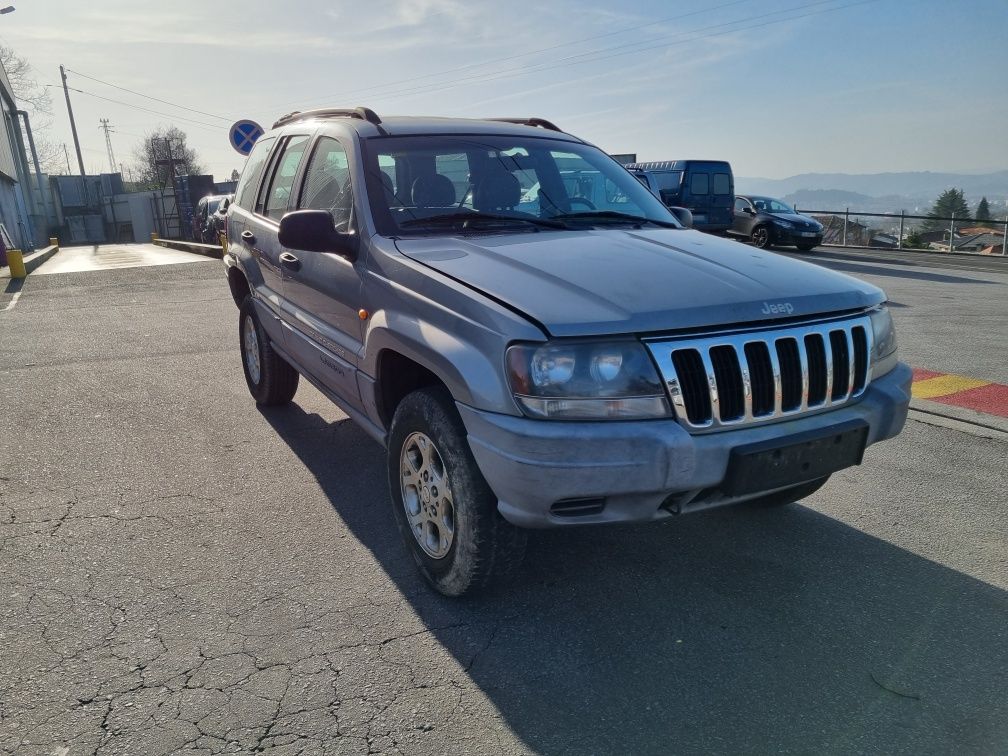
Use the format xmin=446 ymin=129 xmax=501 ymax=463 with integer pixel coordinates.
xmin=223 ymin=108 xmax=910 ymax=596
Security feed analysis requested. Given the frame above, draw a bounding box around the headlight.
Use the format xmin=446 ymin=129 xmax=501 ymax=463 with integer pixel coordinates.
xmin=773 ymin=218 xmax=795 ymax=228
xmin=869 ymin=305 xmax=898 ymax=378
xmin=506 ymin=341 xmax=671 ymax=420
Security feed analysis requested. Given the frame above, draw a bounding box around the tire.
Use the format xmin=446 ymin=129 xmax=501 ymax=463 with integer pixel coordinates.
xmin=387 ymin=387 xmax=526 ymax=596
xmin=796 ymin=242 xmax=817 ymax=252
xmin=747 ymin=476 xmax=829 ymax=508
xmin=238 ymin=296 xmax=299 ymax=405
xmin=750 ymin=225 xmax=771 ymax=249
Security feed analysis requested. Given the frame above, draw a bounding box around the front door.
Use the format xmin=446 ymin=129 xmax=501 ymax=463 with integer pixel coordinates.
xmin=280 ymin=135 xmax=365 ymax=412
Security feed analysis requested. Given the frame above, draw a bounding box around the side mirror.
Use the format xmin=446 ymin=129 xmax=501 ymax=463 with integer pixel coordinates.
xmin=278 ymin=209 xmax=356 ymax=260
xmin=744 ymin=206 xmax=755 ymax=215
xmin=670 ymin=207 xmax=693 ymax=228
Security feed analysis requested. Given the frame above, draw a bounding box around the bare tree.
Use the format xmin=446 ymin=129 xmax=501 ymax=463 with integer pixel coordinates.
xmin=131 ymin=126 xmax=205 ymax=187
xmin=0 ymin=45 xmax=66 ymax=174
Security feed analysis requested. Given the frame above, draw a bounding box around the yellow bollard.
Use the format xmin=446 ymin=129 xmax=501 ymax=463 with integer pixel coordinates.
xmin=49 ymin=237 xmax=59 ymax=249
xmin=6 ymin=249 xmax=26 ymax=279
xmin=151 ymin=232 xmax=158 ymax=243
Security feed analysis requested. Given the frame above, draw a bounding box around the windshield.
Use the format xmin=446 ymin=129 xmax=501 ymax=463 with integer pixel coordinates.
xmin=752 ymin=197 xmax=794 ymax=214
xmin=362 ymin=135 xmax=679 ymax=235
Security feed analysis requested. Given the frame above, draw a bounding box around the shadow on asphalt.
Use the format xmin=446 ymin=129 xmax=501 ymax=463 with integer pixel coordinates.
xmin=260 ymin=403 xmax=1008 ymax=753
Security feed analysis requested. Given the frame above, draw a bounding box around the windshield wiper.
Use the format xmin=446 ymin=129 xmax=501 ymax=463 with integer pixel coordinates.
xmin=549 ymin=211 xmax=680 ymax=228
xmin=399 ymin=212 xmax=568 ymax=230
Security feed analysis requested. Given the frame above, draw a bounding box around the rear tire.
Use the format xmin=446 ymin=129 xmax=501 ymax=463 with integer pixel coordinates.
xmin=238 ymin=296 xmax=299 ymax=406
xmin=796 ymin=242 xmax=817 ymax=252
xmin=747 ymin=476 xmax=829 ymax=508
xmin=387 ymin=387 xmax=526 ymax=596
xmin=750 ymin=225 xmax=771 ymax=249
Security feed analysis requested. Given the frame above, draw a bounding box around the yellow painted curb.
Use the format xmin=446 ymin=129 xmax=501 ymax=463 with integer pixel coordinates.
xmin=912 ymin=374 xmax=989 ymax=399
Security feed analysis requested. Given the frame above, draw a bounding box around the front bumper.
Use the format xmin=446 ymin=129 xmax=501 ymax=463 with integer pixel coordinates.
xmin=773 ymin=225 xmax=822 ymax=246
xmin=459 ymin=362 xmax=911 ymax=528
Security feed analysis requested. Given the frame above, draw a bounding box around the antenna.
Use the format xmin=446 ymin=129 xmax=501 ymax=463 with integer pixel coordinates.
xmin=99 ymin=118 xmax=117 ymax=173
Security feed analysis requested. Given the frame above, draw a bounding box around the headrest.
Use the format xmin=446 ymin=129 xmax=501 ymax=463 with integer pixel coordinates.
xmin=474 ymin=170 xmax=521 ymax=211
xmin=411 ymin=174 xmax=456 ymax=208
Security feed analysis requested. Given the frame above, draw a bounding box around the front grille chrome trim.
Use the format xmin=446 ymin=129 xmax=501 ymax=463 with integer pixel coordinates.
xmin=645 ymin=315 xmax=873 ymax=433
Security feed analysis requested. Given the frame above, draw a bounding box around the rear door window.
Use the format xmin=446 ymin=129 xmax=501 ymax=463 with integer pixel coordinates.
xmin=712 ymin=172 xmax=731 ymax=195
xmin=690 ymin=172 xmax=709 ymax=195
xmin=234 ymin=136 xmax=276 ymax=211
xmin=263 ymin=135 xmax=310 ymax=220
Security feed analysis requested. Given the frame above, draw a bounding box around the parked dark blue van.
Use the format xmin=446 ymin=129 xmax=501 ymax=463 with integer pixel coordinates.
xmin=627 ymin=160 xmax=734 ymax=233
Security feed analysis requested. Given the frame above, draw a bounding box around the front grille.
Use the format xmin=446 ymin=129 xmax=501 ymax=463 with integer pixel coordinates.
xmin=645 ymin=315 xmax=873 ymax=431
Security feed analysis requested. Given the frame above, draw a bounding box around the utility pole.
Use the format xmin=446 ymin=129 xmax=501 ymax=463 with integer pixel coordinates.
xmin=59 ymin=65 xmax=86 ymax=177
xmin=63 ymin=143 xmax=71 ymax=174
xmin=99 ymin=118 xmax=117 ymax=174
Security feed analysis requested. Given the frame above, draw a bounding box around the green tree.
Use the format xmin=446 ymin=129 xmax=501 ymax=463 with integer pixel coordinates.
xmin=922 ymin=188 xmax=970 ymax=231
xmin=903 ymin=229 xmax=924 ymax=248
xmin=975 ymin=196 xmax=991 ymax=222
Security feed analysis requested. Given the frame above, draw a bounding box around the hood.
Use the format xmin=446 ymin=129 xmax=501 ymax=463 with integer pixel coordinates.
xmin=770 ymin=212 xmax=822 ymax=229
xmin=394 ymin=228 xmax=883 ymax=337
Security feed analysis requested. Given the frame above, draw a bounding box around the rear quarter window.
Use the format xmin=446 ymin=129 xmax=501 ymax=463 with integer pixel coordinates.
xmin=234 ymin=137 xmax=276 ymax=211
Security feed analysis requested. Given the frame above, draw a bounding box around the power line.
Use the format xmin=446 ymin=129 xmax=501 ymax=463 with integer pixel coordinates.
xmin=45 ymin=84 xmax=223 ymax=131
xmin=273 ymin=0 xmax=751 ymax=108
xmin=301 ymin=0 xmax=876 ymax=109
xmin=65 ymin=68 xmax=234 ymax=122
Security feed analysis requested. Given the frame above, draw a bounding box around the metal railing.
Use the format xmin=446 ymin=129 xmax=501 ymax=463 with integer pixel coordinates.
xmin=791 ymin=207 xmax=1008 ymax=256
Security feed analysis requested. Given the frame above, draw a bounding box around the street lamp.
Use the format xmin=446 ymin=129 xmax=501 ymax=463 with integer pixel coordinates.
xmin=0 ymin=7 xmax=15 ymax=14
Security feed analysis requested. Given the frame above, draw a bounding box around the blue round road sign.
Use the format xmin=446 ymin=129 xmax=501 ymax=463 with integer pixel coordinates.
xmin=229 ymin=120 xmax=264 ymax=156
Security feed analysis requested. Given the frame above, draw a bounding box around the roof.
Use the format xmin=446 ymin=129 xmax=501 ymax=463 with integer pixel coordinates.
xmin=271 ymin=111 xmax=582 ymax=142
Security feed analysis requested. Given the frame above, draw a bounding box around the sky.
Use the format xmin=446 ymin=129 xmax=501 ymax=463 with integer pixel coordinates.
xmin=2 ymin=0 xmax=1007 ymax=182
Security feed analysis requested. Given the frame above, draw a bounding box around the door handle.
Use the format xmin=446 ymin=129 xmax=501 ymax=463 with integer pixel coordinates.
xmin=279 ymin=252 xmax=301 ymax=270
xmin=241 ymin=230 xmax=256 ymax=244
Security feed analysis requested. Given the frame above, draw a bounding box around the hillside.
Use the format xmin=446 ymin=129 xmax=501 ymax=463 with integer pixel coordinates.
xmin=736 ymin=170 xmax=1008 ymax=214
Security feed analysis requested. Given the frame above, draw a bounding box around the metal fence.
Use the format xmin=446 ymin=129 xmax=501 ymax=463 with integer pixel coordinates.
xmin=791 ymin=207 xmax=1008 ymax=256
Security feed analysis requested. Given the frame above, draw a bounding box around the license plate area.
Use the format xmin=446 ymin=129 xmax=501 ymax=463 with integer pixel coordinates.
xmin=722 ymin=420 xmax=869 ymax=496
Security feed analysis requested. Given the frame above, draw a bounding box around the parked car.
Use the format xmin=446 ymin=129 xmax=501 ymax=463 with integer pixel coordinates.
xmin=626 ymin=160 xmax=734 ymax=232
xmin=224 ymin=109 xmax=909 ymax=596
xmin=731 ymin=195 xmax=824 ymax=251
xmin=207 ymin=194 xmax=233 ymax=245
xmin=193 ymin=194 xmax=230 ymax=243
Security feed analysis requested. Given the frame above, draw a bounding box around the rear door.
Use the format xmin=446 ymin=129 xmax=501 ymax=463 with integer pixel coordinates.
xmin=279 ymin=135 xmax=366 ymax=412
xmin=684 ymin=167 xmax=711 ymax=228
xmin=244 ymin=133 xmax=311 ymax=335
xmin=710 ymin=166 xmax=734 ymax=230
xmin=230 ymin=135 xmax=277 ymax=309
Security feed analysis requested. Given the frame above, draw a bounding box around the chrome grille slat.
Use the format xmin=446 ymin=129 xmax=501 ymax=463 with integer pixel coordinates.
xmin=646 ymin=315 xmax=873 ymax=433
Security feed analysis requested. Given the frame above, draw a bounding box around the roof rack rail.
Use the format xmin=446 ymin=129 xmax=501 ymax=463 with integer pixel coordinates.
xmin=487 ymin=117 xmax=562 ymax=132
xmin=271 ymin=106 xmax=382 ymax=130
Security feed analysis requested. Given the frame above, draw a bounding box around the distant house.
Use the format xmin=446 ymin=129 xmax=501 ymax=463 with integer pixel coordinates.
xmin=812 ymin=215 xmax=871 ymax=246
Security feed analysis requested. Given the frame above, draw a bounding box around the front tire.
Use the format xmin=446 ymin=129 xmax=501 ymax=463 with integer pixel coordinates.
xmin=238 ymin=296 xmax=299 ymax=405
xmin=750 ymin=225 xmax=771 ymax=249
xmin=388 ymin=387 xmax=526 ymax=596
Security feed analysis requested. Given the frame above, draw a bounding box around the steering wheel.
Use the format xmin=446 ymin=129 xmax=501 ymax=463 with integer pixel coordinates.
xmin=568 ymin=197 xmax=596 ymax=210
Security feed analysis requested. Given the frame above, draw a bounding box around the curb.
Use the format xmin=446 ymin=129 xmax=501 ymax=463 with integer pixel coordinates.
xmin=908 ymin=397 xmax=1008 ymax=440
xmin=151 ymin=237 xmax=223 ymax=260
xmin=0 ymin=244 xmax=60 ymax=279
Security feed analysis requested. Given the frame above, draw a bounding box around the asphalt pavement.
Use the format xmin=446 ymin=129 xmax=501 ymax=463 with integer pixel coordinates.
xmin=0 ymin=251 xmax=1005 ymax=755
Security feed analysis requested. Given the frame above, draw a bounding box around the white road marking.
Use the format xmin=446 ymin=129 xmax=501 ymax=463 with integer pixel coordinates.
xmin=2 ymin=290 xmax=21 ymax=311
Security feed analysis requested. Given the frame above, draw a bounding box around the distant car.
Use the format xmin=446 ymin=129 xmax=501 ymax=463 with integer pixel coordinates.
xmin=731 ymin=195 xmax=823 ymax=251
xmin=207 ymin=194 xmax=233 ymax=245
xmin=626 ymin=160 xmax=734 ymax=233
xmin=193 ymin=194 xmax=230 ymax=243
